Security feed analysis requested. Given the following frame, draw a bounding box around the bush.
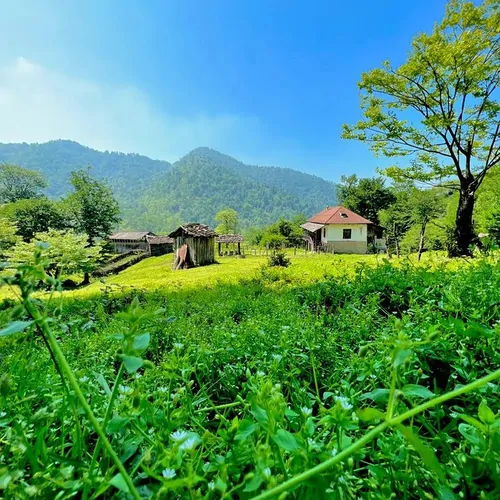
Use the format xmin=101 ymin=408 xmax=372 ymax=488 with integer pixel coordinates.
xmin=268 ymin=250 xmax=290 ymax=267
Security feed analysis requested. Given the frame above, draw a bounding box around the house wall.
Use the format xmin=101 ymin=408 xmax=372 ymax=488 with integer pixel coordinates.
xmin=321 ymin=224 xmax=367 ymax=243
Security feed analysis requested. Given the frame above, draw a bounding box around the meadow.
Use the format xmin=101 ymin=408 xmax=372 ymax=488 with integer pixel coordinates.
xmin=0 ymin=251 xmax=499 ymax=499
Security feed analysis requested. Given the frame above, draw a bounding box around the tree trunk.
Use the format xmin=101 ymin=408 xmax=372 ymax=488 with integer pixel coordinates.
xmin=417 ymin=222 xmax=427 ymax=261
xmin=81 ymin=272 xmax=90 ymax=286
xmin=450 ymin=184 xmax=476 ymax=257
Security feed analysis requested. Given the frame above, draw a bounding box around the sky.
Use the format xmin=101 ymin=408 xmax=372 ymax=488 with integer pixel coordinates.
xmin=0 ymin=0 xmax=450 ymax=181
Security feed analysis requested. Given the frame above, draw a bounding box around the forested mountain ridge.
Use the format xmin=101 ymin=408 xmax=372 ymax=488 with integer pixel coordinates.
xmin=0 ymin=140 xmax=337 ymax=231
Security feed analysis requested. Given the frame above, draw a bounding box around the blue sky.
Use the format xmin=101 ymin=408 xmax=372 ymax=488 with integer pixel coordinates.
xmin=0 ymin=0 xmax=449 ymax=181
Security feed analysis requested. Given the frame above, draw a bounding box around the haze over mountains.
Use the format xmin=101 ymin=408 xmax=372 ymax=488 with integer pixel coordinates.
xmin=0 ymin=140 xmax=337 ymax=231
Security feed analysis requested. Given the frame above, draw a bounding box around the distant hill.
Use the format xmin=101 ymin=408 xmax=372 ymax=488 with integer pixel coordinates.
xmin=0 ymin=140 xmax=337 ymax=231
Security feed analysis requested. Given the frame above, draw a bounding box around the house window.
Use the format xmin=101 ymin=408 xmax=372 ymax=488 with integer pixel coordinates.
xmin=343 ymin=229 xmax=352 ymax=240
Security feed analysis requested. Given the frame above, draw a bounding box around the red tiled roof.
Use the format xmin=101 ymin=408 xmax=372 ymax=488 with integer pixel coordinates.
xmin=307 ymin=206 xmax=372 ymax=225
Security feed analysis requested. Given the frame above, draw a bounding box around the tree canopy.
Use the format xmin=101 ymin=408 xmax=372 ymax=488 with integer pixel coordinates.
xmin=343 ymin=0 xmax=500 ymax=255
xmin=214 ymin=208 xmax=239 ymax=234
xmin=0 ymin=164 xmax=47 ymax=203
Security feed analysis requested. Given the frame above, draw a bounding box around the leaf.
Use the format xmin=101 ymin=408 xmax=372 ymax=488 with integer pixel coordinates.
xmin=393 ymin=348 xmax=412 ymax=367
xmin=272 ymin=429 xmax=302 ymax=452
xmin=458 ymin=414 xmax=486 ymax=434
xmin=402 ymin=384 xmax=434 ymax=400
xmin=243 ymin=474 xmax=263 ymax=493
xmin=359 ymin=388 xmax=390 ymax=403
xmin=121 ymin=355 xmax=143 ymax=374
xmin=251 ymin=404 xmax=269 ymax=429
xmin=437 ymin=485 xmax=457 ymax=500
xmin=109 ymin=473 xmax=129 ymax=493
xmin=395 ymin=423 xmax=446 ymax=483
xmin=235 ymin=420 xmax=257 ymax=441
xmin=478 ymin=400 xmax=496 ymax=425
xmin=458 ymin=424 xmax=486 ymax=449
xmin=0 ymin=320 xmax=33 ymax=337
xmin=93 ymin=372 xmax=112 ymax=397
xmin=107 ymin=415 xmax=131 ymax=433
xmin=357 ymin=407 xmax=385 ymax=421
xmin=133 ymin=333 xmax=150 ymax=352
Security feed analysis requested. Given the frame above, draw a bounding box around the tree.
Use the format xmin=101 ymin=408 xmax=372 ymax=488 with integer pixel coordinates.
xmin=0 ymin=164 xmax=47 ymax=203
xmin=379 ymin=185 xmax=412 ymax=257
xmin=337 ymin=175 xmax=395 ymax=224
xmin=0 ymin=198 xmax=69 ymax=241
xmin=342 ymin=0 xmax=500 ymax=256
xmin=409 ymin=189 xmax=445 ymax=260
xmin=7 ymin=230 xmax=102 ymax=281
xmin=65 ymin=169 xmax=120 ymax=245
xmin=214 ymin=208 xmax=239 ymax=234
xmin=0 ymin=218 xmax=19 ymax=257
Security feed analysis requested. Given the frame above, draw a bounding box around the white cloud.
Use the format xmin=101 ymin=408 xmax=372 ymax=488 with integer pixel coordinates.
xmin=0 ymin=57 xmax=261 ymax=161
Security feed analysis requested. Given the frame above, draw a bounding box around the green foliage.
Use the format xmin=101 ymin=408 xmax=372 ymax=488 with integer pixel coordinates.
xmin=0 ymin=218 xmax=19 ymax=257
xmin=0 ymin=197 xmax=70 ymax=241
xmin=1 ymin=252 xmax=499 ymax=498
xmin=214 ymin=208 xmax=239 ymax=234
xmin=337 ymin=174 xmax=395 ymax=224
xmin=6 ymin=229 xmax=102 ymax=279
xmin=267 ymin=250 xmax=291 ymax=267
xmin=0 ymin=163 xmax=47 ymax=203
xmin=64 ymin=168 xmax=121 ymax=244
xmin=343 ymin=0 xmax=500 ymax=254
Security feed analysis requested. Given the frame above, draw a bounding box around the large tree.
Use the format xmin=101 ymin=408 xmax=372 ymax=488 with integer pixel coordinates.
xmin=214 ymin=208 xmax=239 ymax=234
xmin=0 ymin=164 xmax=47 ymax=203
xmin=65 ymin=168 xmax=121 ymax=245
xmin=337 ymin=174 xmax=395 ymax=224
xmin=342 ymin=0 xmax=500 ymax=255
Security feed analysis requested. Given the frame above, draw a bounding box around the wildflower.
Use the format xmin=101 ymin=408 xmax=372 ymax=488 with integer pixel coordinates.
xmin=334 ymin=395 xmax=352 ymax=411
xmin=157 ymin=387 xmax=168 ymax=393
xmin=173 ymin=342 xmax=184 ymax=349
xmin=170 ymin=430 xmax=188 ymax=441
xmin=0 ymin=411 xmax=6 ymax=417
xmin=301 ymin=406 xmax=313 ymax=417
xmin=180 ymin=437 xmax=198 ymax=451
xmin=118 ymin=385 xmax=133 ymax=395
xmin=330 ymin=448 xmax=338 ymax=456
xmin=208 ymin=481 xmax=216 ymax=491
xmin=162 ymin=468 xmax=176 ymax=479
xmin=79 ymin=376 xmax=89 ymax=383
xmin=262 ymin=467 xmax=272 ymax=480
xmin=257 ymin=371 xmax=265 ymax=377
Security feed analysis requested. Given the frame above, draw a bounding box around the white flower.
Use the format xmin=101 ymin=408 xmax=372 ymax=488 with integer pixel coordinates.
xmin=170 ymin=430 xmax=188 ymax=441
xmin=262 ymin=467 xmax=272 ymax=480
xmin=118 ymin=385 xmax=133 ymax=395
xmin=330 ymin=448 xmax=338 ymax=456
xmin=208 ymin=481 xmax=215 ymax=491
xmin=257 ymin=371 xmax=265 ymax=377
xmin=157 ymin=387 xmax=168 ymax=394
xmin=0 ymin=411 xmax=6 ymax=417
xmin=180 ymin=437 xmax=198 ymax=451
xmin=162 ymin=468 xmax=176 ymax=479
xmin=79 ymin=376 xmax=89 ymax=383
xmin=173 ymin=342 xmax=184 ymax=349
xmin=334 ymin=395 xmax=352 ymax=411
xmin=301 ymin=407 xmax=313 ymax=417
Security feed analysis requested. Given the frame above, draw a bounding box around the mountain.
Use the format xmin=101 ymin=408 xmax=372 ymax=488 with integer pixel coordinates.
xmin=0 ymin=140 xmax=337 ymax=231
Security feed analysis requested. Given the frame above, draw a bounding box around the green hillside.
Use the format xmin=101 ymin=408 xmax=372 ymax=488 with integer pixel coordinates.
xmin=0 ymin=141 xmax=337 ymax=231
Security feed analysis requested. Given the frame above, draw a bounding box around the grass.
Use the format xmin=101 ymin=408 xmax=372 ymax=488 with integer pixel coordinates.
xmin=1 ymin=250 xmax=499 ymax=498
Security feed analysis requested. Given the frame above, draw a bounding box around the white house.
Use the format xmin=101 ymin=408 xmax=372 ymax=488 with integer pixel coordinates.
xmin=301 ymin=206 xmax=385 ymax=254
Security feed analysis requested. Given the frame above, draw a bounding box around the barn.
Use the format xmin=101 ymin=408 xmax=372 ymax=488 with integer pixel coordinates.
xmin=109 ymin=231 xmax=154 ymax=253
xmin=145 ymin=235 xmax=174 ymax=256
xmin=168 ymin=223 xmax=218 ymax=269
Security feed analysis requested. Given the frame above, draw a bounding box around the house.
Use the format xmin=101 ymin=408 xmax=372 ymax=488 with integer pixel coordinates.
xmin=301 ymin=206 xmax=385 ymax=254
xmin=216 ymin=234 xmax=243 ymax=256
xmin=109 ymin=231 xmax=174 ymax=256
xmin=168 ymin=223 xmax=218 ymax=269
xmin=109 ymin=231 xmax=155 ymax=253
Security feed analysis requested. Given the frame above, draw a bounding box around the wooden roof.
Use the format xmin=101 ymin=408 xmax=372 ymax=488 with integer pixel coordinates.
xmin=146 ymin=235 xmax=174 ymax=244
xmin=216 ymin=234 xmax=243 ymax=243
xmin=110 ymin=231 xmax=154 ymax=240
xmin=168 ymin=223 xmax=218 ymax=238
xmin=301 ymin=222 xmax=324 ymax=233
xmin=308 ymin=206 xmax=372 ymax=225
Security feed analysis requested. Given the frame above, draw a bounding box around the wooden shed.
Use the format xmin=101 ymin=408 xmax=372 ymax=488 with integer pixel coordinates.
xmin=216 ymin=234 xmax=243 ymax=256
xmin=145 ymin=235 xmax=174 ymax=256
xmin=109 ymin=231 xmax=155 ymax=253
xmin=168 ymin=223 xmax=218 ymax=269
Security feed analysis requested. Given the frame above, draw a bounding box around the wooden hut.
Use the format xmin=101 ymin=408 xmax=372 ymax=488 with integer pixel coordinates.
xmin=109 ymin=231 xmax=155 ymax=253
xmin=216 ymin=234 xmax=243 ymax=256
xmin=145 ymin=235 xmax=174 ymax=256
xmin=168 ymin=223 xmax=217 ymax=269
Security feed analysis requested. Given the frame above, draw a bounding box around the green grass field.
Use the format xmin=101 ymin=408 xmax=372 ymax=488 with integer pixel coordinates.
xmin=1 ymin=251 xmax=499 ymax=498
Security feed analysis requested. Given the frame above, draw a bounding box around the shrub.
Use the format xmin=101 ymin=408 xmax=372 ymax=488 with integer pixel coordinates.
xmin=268 ymin=249 xmax=290 ymax=267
